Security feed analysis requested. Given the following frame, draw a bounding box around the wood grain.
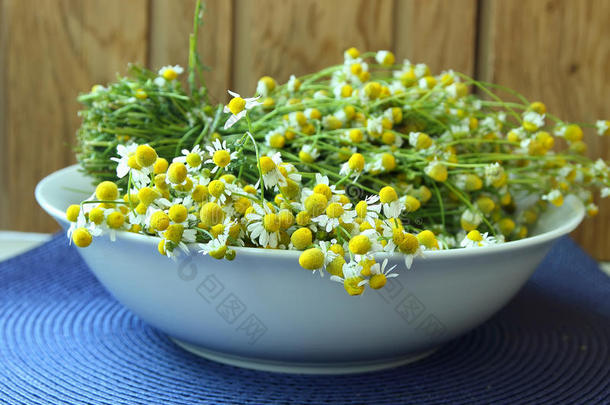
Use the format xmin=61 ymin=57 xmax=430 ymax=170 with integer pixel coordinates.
xmin=0 ymin=0 xmax=148 ymax=232
xmin=231 ymin=0 xmax=395 ymax=95
xmin=148 ymin=0 xmax=233 ymax=104
xmin=477 ymin=0 xmax=610 ymax=259
xmin=393 ymin=0 xmax=478 ymax=76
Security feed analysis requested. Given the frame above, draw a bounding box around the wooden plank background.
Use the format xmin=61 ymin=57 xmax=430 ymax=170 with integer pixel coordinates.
xmin=1 ymin=0 xmax=608 ymax=258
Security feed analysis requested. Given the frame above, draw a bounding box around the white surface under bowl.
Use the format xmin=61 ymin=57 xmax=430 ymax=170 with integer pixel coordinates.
xmin=36 ymin=165 xmax=585 ymax=374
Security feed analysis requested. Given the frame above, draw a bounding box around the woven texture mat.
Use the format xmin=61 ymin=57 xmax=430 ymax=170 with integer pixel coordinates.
xmin=1 ymin=234 xmax=609 ymax=404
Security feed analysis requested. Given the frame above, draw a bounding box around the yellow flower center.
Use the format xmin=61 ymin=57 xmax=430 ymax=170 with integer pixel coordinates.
xmin=349 ymin=129 xmax=364 ymax=143
xmin=167 ymin=162 xmax=187 ymax=184
xmin=234 ymin=196 xmax=252 ymax=215
xmin=138 ymin=187 xmax=160 ymax=206
xmin=209 ymin=244 xmax=227 ymax=260
xmin=210 ymin=149 xmax=229 ymax=168
xmin=476 ymin=197 xmax=496 ymax=215
xmin=228 ymin=97 xmax=246 ymax=115
xmin=355 ymin=201 xmax=368 ymax=218
xmin=153 ymin=158 xmax=169 ymax=174
xmin=345 ymin=47 xmax=360 ymax=59
xmin=259 ymin=76 xmax=276 ymax=92
xmin=299 ymin=150 xmax=315 ymax=163
xmin=381 ymin=153 xmax=396 ymax=171
xmin=327 ymin=256 xmax=346 ymax=277
xmin=208 ymin=180 xmax=225 ymax=198
xmin=417 ymin=230 xmax=438 ymax=249
xmin=348 ymin=153 xmax=365 ymax=172
xmin=344 ymin=277 xmax=365 ymax=296
xmin=399 ymin=233 xmax=419 ymax=254
xmin=497 ymin=217 xmax=515 ymax=237
xmin=200 ymin=202 xmax=224 ymax=228
xmin=278 ymin=210 xmax=294 ymax=230
xmin=89 ymin=207 xmax=104 ymax=225
xmin=150 ymin=211 xmax=170 ymax=231
xmin=298 ymin=248 xmax=325 ymax=270
xmin=350 ymin=63 xmax=363 ymax=75
xmin=313 ymin=183 xmax=332 ymax=200
xmin=305 ymin=193 xmax=328 ymax=217
xmin=164 ymin=224 xmax=184 ymax=243
xmin=340 ymin=84 xmax=353 ymax=98
xmin=135 ymin=89 xmax=147 ymax=99
xmin=564 ymin=124 xmax=583 ymax=142
xmin=404 ymin=196 xmax=421 ymax=213
xmin=369 ymin=273 xmax=387 ymax=289
xmin=326 ymin=202 xmax=344 ymax=218
xmin=191 ymin=185 xmax=209 ymax=202
xmin=426 ymin=162 xmax=448 ymax=182
xmin=259 ymin=156 xmax=276 ymax=174
xmin=269 ymin=134 xmax=286 ymax=149
xmin=72 ymin=228 xmax=92 ymax=248
xmin=135 ymin=145 xmax=158 ymax=168
xmin=349 ymin=235 xmax=371 ymax=255
xmin=95 ymin=181 xmax=118 ymax=201
xmin=296 ymin=211 xmax=311 ymax=226
xmin=263 ymin=213 xmax=280 ymax=233
xmin=466 ymin=230 xmax=483 ymax=242
xmin=169 ymin=204 xmax=188 ymax=223
xmin=106 ymin=212 xmax=125 ymax=229
xmin=379 ymin=186 xmax=398 ymax=204
xmin=185 ymin=153 xmax=202 ymax=168
xmin=66 ymin=204 xmax=80 ymax=222
xmin=363 ymin=82 xmax=381 ymax=99
xmin=162 ymin=68 xmax=178 ymax=81
xmin=291 ymin=227 xmax=312 ymax=250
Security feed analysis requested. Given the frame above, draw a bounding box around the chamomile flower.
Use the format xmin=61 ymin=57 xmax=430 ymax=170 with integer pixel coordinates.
xmin=314 ymin=173 xmax=345 ymax=197
xmin=484 ymin=163 xmax=505 ymax=187
xmin=601 ymin=187 xmax=610 ymax=198
xmin=366 ymin=116 xmax=383 ymax=137
xmin=596 ymin=120 xmax=610 ymax=136
xmin=368 ymin=258 xmax=399 ymax=289
xmin=67 ymin=206 xmax=102 ymax=242
xmin=286 ymin=75 xmax=301 ymax=93
xmin=173 ymin=145 xmax=206 ymax=171
xmin=110 ymin=143 xmax=151 ymax=188
xmin=299 ymin=247 xmax=326 ymax=276
xmin=312 ymin=201 xmax=356 ymax=232
xmin=199 ymin=231 xmax=229 ymax=259
xmin=256 ymin=76 xmax=276 ymax=97
xmin=318 ymin=240 xmax=340 ymax=264
xmin=522 ymin=111 xmax=545 ymax=131
xmin=299 ymin=144 xmax=320 ymax=163
xmin=375 ymin=50 xmax=395 ymax=66
xmin=223 ymin=90 xmax=261 ymax=129
xmin=258 ymin=152 xmax=286 ymax=191
xmin=460 ymin=230 xmax=499 ymax=248
xmin=541 ymin=189 xmax=564 ymax=206
xmin=158 ymin=65 xmax=184 ymax=81
xmin=355 ymin=195 xmax=381 ymax=227
xmin=339 ymin=153 xmax=366 ymax=180
xmin=204 ymin=139 xmax=238 ymax=173
xmin=330 ymin=260 xmax=367 ymax=296
xmin=246 ymin=203 xmax=281 ymax=248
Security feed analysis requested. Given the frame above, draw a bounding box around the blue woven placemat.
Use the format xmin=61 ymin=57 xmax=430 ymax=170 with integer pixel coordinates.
xmin=1 ymin=235 xmax=609 ymax=405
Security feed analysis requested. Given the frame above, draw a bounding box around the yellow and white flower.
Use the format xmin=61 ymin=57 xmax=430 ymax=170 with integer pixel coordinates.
xmin=223 ymin=90 xmax=261 ymax=129
xmin=246 ymin=203 xmax=281 ymax=248
xmin=173 ymin=145 xmax=206 ymax=171
xmin=110 ymin=144 xmax=152 ymax=188
xmin=204 ymin=139 xmax=238 ymax=173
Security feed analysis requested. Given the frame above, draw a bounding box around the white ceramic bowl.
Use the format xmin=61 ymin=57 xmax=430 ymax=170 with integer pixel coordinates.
xmin=36 ymin=165 xmax=584 ymax=374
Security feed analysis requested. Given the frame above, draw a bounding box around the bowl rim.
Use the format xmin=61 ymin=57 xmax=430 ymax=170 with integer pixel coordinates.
xmin=36 ymin=164 xmax=585 ymax=260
